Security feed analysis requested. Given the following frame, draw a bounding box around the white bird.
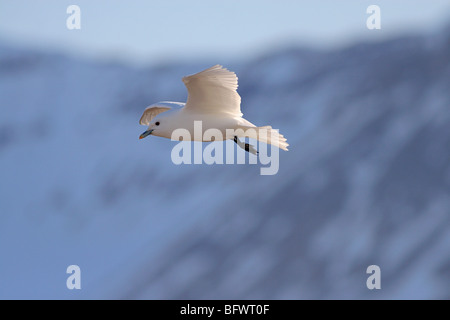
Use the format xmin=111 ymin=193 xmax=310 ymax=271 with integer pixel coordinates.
xmin=139 ymin=65 xmax=289 ymax=154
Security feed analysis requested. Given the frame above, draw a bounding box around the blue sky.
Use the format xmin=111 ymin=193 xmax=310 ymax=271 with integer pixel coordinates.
xmin=0 ymin=0 xmax=449 ymax=65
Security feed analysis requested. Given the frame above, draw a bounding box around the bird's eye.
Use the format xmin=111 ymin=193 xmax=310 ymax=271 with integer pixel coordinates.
xmin=155 ymin=121 xmax=160 ymax=126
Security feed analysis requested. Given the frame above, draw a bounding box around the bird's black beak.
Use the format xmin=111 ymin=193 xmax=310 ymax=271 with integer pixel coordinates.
xmin=139 ymin=129 xmax=153 ymax=139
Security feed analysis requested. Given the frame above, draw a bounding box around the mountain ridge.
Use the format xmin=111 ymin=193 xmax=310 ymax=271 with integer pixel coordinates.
xmin=0 ymin=26 xmax=449 ymax=299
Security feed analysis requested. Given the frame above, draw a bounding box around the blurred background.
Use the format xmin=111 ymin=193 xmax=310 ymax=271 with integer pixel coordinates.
xmin=0 ymin=0 xmax=449 ymax=299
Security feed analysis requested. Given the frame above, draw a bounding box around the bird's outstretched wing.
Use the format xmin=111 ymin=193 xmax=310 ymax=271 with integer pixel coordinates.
xmin=182 ymin=65 xmax=242 ymax=117
xmin=139 ymin=106 xmax=171 ymax=125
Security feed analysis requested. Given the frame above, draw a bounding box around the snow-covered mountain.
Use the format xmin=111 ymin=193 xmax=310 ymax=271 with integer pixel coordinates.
xmin=0 ymin=26 xmax=449 ymax=299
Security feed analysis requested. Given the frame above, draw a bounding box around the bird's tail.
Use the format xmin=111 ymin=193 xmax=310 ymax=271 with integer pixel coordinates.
xmin=236 ymin=125 xmax=289 ymax=151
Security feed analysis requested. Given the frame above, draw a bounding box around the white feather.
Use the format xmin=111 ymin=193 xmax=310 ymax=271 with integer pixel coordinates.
xmin=182 ymin=65 xmax=242 ymax=117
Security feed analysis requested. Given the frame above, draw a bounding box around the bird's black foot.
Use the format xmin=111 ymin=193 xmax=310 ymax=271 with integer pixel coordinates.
xmin=234 ymin=136 xmax=259 ymax=155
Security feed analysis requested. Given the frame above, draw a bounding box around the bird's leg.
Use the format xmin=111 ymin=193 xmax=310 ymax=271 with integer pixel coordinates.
xmin=234 ymin=136 xmax=259 ymax=155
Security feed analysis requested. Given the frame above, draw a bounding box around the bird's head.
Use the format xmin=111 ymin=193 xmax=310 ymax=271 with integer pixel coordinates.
xmin=139 ymin=119 xmax=160 ymax=139
xmin=139 ymin=113 xmax=172 ymax=139
xmin=139 ymin=102 xmax=182 ymax=140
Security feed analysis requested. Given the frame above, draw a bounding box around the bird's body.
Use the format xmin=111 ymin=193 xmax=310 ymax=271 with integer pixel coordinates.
xmin=145 ymin=101 xmax=258 ymax=142
xmin=139 ymin=65 xmax=288 ymax=152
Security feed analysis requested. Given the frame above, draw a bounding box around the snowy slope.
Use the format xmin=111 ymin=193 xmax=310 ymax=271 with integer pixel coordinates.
xmin=0 ymin=26 xmax=449 ymax=299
